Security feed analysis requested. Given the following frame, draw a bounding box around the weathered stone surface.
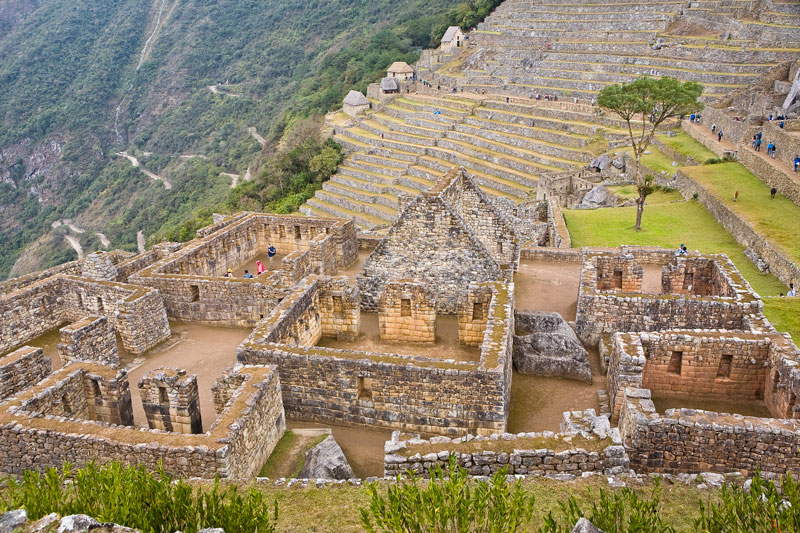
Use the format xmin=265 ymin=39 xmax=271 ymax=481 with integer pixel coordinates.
xmin=590 ymin=154 xmax=611 ymax=172
xmin=299 ymin=435 xmax=355 ymax=480
xmin=575 ymin=186 xmax=617 ymax=209
xmin=0 ymin=509 xmax=27 ymax=533
xmin=572 ymin=518 xmax=604 ymax=533
xmin=58 ymin=514 xmax=100 ymax=533
xmin=513 ymin=311 xmax=591 ymax=383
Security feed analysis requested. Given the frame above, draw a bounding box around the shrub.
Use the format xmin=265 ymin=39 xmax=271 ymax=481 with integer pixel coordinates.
xmin=361 ymin=456 xmax=535 ymax=533
xmin=0 ymin=462 xmax=277 ymax=533
xmin=695 ymin=471 xmax=800 ymax=532
xmin=538 ymin=479 xmax=674 ymax=533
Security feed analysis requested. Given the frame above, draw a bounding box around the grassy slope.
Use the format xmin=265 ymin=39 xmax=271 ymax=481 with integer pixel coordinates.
xmin=659 ymin=131 xmax=718 ymax=162
xmin=762 ymin=296 xmax=800 ymax=344
xmin=564 ymin=199 xmax=785 ymax=297
xmin=204 ymin=477 xmax=713 ymax=532
xmin=682 ymin=162 xmax=800 ymax=265
xmin=607 ymin=185 xmax=683 ymax=204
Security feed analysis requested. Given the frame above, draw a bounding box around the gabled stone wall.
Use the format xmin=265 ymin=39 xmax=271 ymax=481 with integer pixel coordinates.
xmin=139 ymin=368 xmax=202 ymax=434
xmin=378 ymin=280 xmax=437 ymax=343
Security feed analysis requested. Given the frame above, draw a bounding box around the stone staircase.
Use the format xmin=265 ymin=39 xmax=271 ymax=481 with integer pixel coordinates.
xmin=302 ymin=94 xmax=619 ymax=229
xmin=427 ymin=0 xmax=800 ymax=102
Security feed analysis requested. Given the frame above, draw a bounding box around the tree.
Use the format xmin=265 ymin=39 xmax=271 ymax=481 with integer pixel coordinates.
xmin=598 ymin=77 xmax=704 ymax=231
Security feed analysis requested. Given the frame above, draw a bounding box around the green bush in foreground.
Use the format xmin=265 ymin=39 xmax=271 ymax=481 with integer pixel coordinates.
xmin=361 ymin=456 xmax=535 ymax=533
xmin=0 ymin=462 xmax=277 ymax=533
xmin=695 ymin=472 xmax=800 ymax=532
xmin=540 ymin=479 xmax=674 ymax=533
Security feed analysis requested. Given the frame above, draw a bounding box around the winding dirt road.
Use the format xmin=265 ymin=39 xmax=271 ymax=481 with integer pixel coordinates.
xmin=137 ymin=231 xmax=146 ymax=254
xmin=116 ymin=151 xmax=173 ymax=189
xmin=64 ymin=235 xmax=84 ymax=260
xmin=248 ymin=127 xmax=266 ymax=147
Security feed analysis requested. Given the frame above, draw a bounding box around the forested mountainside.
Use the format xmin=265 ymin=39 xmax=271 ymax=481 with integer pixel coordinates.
xmin=0 ymin=0 xmax=497 ymax=280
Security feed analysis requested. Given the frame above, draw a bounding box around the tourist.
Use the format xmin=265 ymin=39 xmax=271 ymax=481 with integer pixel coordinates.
xmin=780 ymin=121 xmax=785 ymax=129
xmin=506 ymin=96 xmax=510 ymax=103
xmin=256 ymin=260 xmax=265 ymax=276
xmin=734 ymin=190 xmax=739 ymax=202
xmin=788 ymin=283 xmax=796 ymax=297
xmin=751 ymin=135 xmax=757 ymax=148
xmin=690 ymin=113 xmax=696 ymax=122
xmin=755 ymin=138 xmax=762 ymax=151
xmin=243 ymin=270 xmax=254 ymax=279
xmin=717 ymin=129 xmax=723 ymax=142
xmin=780 ymin=293 xmax=784 ymax=297
xmin=794 ymin=155 xmax=799 ymax=172
xmin=224 ymin=269 xmax=233 ymax=278
xmin=678 ymin=243 xmax=687 ymax=256
xmin=267 ymin=244 xmax=277 ymax=268
xmin=769 ymin=114 xmax=774 ymax=121
xmin=771 ymin=187 xmax=777 ymax=199
xmin=767 ymin=142 xmax=774 ymax=156
xmin=711 ymin=123 xmax=716 ymax=133
xmin=770 ymin=143 xmax=777 ymax=159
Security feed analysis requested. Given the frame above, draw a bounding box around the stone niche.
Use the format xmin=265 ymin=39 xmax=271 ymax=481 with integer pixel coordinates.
xmin=58 ymin=316 xmax=120 ymax=368
xmin=457 ymin=283 xmax=493 ymax=346
xmin=138 ymin=368 xmax=203 ymax=434
xmin=378 ymin=280 xmax=436 ymax=343
xmin=318 ymin=277 xmax=360 ymax=341
xmin=595 ymin=254 xmax=643 ymax=292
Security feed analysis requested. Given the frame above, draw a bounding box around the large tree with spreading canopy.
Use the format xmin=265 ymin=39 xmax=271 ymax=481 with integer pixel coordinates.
xmin=598 ymin=77 xmax=704 ymax=231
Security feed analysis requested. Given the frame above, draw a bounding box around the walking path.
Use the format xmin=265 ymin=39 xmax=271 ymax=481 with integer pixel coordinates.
xmin=221 ymin=172 xmax=239 ymax=188
xmin=137 ymin=231 xmax=146 ymax=254
xmin=116 ymin=151 xmax=173 ymax=189
xmin=96 ymin=233 xmax=111 ymax=248
xmin=208 ymin=85 xmax=242 ymax=97
xmin=64 ymin=235 xmax=84 ymax=260
xmin=248 ymin=127 xmax=266 ymax=147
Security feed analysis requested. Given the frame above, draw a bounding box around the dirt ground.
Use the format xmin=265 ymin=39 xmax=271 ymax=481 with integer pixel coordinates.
xmin=232 ymin=252 xmax=286 ymax=278
xmin=287 ymin=420 xmax=391 ymax=478
xmin=318 ymin=313 xmax=480 ymax=362
xmin=507 ymin=346 xmax=607 ymax=433
xmin=642 ymin=263 xmax=664 ymax=294
xmin=340 ymin=250 xmax=371 ymax=281
xmin=514 ymin=260 xmax=581 ymax=320
xmin=125 ymin=321 xmax=252 ymax=431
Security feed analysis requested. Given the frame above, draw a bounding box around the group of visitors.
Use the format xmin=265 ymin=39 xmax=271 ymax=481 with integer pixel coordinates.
xmin=677 ymin=243 xmax=688 ymax=255
xmin=780 ymin=283 xmax=796 ymax=297
xmin=689 ymin=113 xmax=702 ymax=123
xmin=224 ymin=245 xmax=277 ymax=279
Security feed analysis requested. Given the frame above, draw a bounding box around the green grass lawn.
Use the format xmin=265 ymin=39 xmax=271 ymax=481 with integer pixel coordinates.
xmin=762 ymin=296 xmax=800 ymax=345
xmin=682 ymin=162 xmax=800 ymax=265
xmin=624 ymin=145 xmax=682 ymax=176
xmin=564 ymin=199 xmax=785 ymax=297
xmin=607 ymin=185 xmax=683 ymax=204
xmin=658 ymin=131 xmax=717 ymax=162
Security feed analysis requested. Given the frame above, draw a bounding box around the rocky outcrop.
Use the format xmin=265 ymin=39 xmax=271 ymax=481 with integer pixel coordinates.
xmin=0 ymin=509 xmax=27 ymax=533
xmin=575 ymin=185 xmax=617 ymax=209
xmin=572 ymin=518 xmax=604 ymax=533
xmin=513 ymin=311 xmax=592 ymax=383
xmin=299 ymin=435 xmax=355 ymax=480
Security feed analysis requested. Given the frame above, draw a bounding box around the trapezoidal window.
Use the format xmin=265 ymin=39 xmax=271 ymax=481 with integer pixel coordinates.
xmin=773 ymin=370 xmax=780 ymax=393
xmin=497 ymin=242 xmax=503 ymax=254
xmin=158 ymin=386 xmax=169 ymax=405
xmin=96 ymin=297 xmax=105 ymax=314
xmin=91 ymin=379 xmax=102 ymax=397
xmin=294 ymin=225 xmax=302 ymax=239
xmin=472 ymin=302 xmax=484 ymax=321
xmin=332 ymin=295 xmax=343 ymax=314
xmin=189 ymin=285 xmax=200 ymax=302
xmin=61 ymin=394 xmax=72 ymax=415
xmin=358 ymin=376 xmax=373 ymax=400
xmin=716 ymin=354 xmax=733 ymax=379
xmin=613 ymin=269 xmax=623 ymax=289
xmin=683 ymin=272 xmax=694 ymax=291
xmin=667 ymin=351 xmax=683 ymax=375
xmin=400 ymin=298 xmax=412 ymax=317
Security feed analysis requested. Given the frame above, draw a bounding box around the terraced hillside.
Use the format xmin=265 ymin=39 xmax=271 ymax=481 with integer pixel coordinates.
xmin=431 ymin=0 xmax=800 ymax=101
xmin=302 ymin=94 xmax=628 ymax=228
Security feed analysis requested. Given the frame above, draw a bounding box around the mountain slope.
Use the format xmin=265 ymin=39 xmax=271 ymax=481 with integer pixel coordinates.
xmin=0 ymin=0 xmax=468 ymax=279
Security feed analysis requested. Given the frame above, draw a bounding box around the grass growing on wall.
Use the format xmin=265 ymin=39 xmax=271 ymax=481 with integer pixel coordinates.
xmin=682 ymin=162 xmax=800 ymax=265
xmin=563 ymin=199 xmax=785 ymax=297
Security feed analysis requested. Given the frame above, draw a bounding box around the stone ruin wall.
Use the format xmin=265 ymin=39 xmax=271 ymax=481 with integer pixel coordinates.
xmin=384 ymin=410 xmax=629 ymax=478
xmin=575 ymin=249 xmax=761 ymax=344
xmin=378 ymin=280 xmax=437 ymax=344
xmin=0 ymin=347 xmax=51 ymax=402
xmin=458 ymin=283 xmax=493 ymax=347
xmin=129 ymin=214 xmax=357 ymax=327
xmin=618 ymin=387 xmax=800 ymax=476
xmin=358 ymin=171 xmax=505 ymax=314
xmin=676 ymin=170 xmax=800 ymax=285
xmin=0 ymin=364 xmax=285 ymax=479
xmin=58 ymin=316 xmax=120 ymax=367
xmin=595 ymin=254 xmax=643 ymax=292
xmin=0 ymin=276 xmax=170 ymax=356
xmin=238 ymin=278 xmax=514 ymax=435
xmin=139 ymin=368 xmax=203 ymax=434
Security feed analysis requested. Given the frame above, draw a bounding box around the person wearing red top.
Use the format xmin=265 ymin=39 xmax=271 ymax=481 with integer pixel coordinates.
xmin=256 ymin=260 xmax=265 ymax=276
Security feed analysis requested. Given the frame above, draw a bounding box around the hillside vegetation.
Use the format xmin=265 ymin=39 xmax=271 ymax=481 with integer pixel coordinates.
xmin=0 ymin=0 xmax=494 ymax=280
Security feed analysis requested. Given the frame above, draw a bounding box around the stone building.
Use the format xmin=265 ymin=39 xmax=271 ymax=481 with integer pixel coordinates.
xmin=380 ymin=77 xmax=399 ymax=94
xmin=387 ymin=61 xmax=415 ymax=80
xmin=343 ymin=90 xmax=370 ymax=117
xmin=359 ymin=167 xmax=519 ymax=314
xmin=441 ymin=26 xmax=465 ymax=54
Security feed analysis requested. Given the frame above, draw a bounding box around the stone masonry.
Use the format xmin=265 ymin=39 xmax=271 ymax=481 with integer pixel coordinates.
xmin=58 ymin=316 xmax=120 ymax=368
xmin=0 ymin=347 xmax=51 ymax=401
xmin=139 ymin=368 xmax=203 ymax=434
xmin=378 ymin=280 xmax=437 ymax=343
